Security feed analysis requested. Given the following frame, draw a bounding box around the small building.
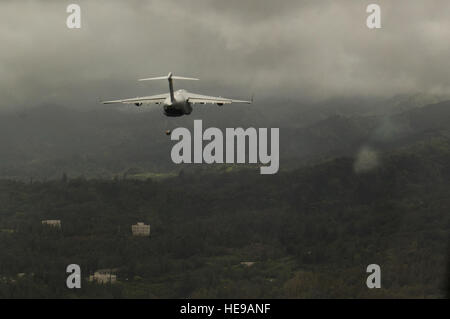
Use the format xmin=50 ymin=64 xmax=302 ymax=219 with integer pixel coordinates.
xmin=89 ymin=269 xmax=118 ymax=284
xmin=132 ymin=222 xmax=150 ymax=237
xmin=41 ymin=220 xmax=61 ymax=228
xmin=240 ymin=262 xmax=256 ymax=267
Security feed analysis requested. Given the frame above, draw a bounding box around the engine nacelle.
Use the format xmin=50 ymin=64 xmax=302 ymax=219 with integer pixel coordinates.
xmin=135 ymin=102 xmax=143 ymax=107
xmin=217 ymin=103 xmax=224 ymax=106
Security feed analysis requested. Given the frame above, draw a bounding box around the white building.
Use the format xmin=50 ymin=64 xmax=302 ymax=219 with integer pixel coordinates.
xmin=89 ymin=269 xmax=117 ymax=284
xmin=240 ymin=262 xmax=256 ymax=267
xmin=132 ymin=222 xmax=150 ymax=237
xmin=41 ymin=220 xmax=61 ymax=228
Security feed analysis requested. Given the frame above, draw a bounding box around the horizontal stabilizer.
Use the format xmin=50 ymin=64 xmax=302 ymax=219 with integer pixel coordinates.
xmin=139 ymin=72 xmax=199 ymax=82
xmin=171 ymin=76 xmax=199 ymax=81
xmin=138 ymin=76 xmax=168 ymax=81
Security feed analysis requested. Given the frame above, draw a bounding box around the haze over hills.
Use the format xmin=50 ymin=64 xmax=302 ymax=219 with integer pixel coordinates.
xmin=0 ymin=94 xmax=449 ymax=180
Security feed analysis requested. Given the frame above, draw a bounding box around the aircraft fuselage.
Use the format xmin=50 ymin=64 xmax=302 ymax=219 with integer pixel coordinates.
xmin=163 ymin=89 xmax=193 ymax=117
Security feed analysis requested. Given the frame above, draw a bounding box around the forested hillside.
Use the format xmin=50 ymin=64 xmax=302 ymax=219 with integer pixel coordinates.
xmin=1 ymin=96 xmax=449 ymax=180
xmin=0 ymin=134 xmax=449 ymax=298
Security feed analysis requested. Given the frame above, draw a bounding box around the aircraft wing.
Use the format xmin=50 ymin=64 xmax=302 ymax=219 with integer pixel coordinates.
xmin=187 ymin=93 xmax=252 ymax=105
xmin=102 ymin=93 xmax=169 ymax=105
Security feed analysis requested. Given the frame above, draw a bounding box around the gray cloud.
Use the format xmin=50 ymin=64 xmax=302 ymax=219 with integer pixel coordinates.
xmin=1 ymin=0 xmax=450 ymax=110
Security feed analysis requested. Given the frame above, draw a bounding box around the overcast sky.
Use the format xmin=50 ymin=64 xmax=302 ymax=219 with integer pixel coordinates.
xmin=1 ymin=0 xmax=450 ymax=109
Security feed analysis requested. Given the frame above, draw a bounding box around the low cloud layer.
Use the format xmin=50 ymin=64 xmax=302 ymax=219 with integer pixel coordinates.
xmin=1 ymin=0 xmax=450 ymax=109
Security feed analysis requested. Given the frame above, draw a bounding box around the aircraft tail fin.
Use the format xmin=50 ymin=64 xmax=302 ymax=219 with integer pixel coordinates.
xmin=138 ymin=73 xmax=199 ymax=103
